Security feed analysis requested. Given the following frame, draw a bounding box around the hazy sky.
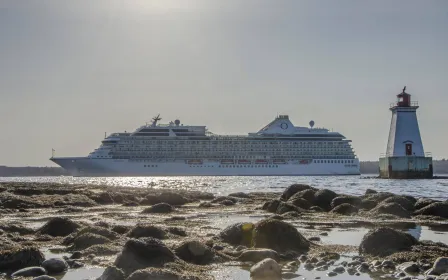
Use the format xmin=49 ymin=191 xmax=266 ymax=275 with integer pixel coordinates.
xmin=1 ymin=0 xmax=447 ymax=166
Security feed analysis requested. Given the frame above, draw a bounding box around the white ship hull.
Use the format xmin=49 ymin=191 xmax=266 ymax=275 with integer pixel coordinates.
xmin=51 ymin=157 xmax=360 ymax=177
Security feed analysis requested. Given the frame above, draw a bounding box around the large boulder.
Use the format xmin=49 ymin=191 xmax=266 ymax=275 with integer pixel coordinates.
xmin=364 ymin=192 xmax=395 ymax=204
xmin=71 ymin=233 xmax=111 ymax=250
xmin=42 ymin=258 xmax=68 ymax=274
xmin=250 ymin=258 xmax=282 ymax=280
xmin=37 ymin=217 xmax=81 ymax=237
xmin=217 ymin=222 xmax=254 ymax=247
xmin=280 ymin=184 xmax=314 ymax=201
xmin=414 ymin=202 xmax=448 ymax=218
xmin=276 ymin=202 xmax=303 ymax=215
xmin=252 ymin=219 xmax=309 ymax=253
xmin=330 ymin=203 xmax=358 ymax=215
xmin=369 ymin=202 xmax=411 ymax=218
xmin=174 ymin=240 xmax=215 ymax=265
xmin=313 ymin=189 xmax=338 ymax=211
xmin=262 ymin=200 xmax=281 ymax=213
xmin=157 ymin=192 xmax=188 ymax=206
xmin=128 ymin=224 xmax=167 ymax=239
xmin=415 ymin=198 xmax=439 ymax=210
xmin=427 ymin=257 xmax=448 ymax=276
xmin=288 ymin=198 xmax=312 ymax=209
xmin=114 ymin=238 xmax=176 ymax=276
xmin=359 ymin=227 xmax=418 ymax=257
xmin=0 ymin=247 xmax=45 ymax=271
xmin=141 ymin=203 xmax=173 ymax=214
xmin=64 ymin=226 xmax=119 ymax=244
xmin=96 ymin=266 xmax=125 ymax=280
xmin=331 ymin=196 xmax=362 ymax=209
xmin=289 ymin=189 xmax=316 ymax=203
xmin=381 ymin=196 xmax=415 ymax=211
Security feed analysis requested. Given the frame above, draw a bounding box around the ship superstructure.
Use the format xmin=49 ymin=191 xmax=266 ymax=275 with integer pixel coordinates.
xmin=51 ymin=115 xmax=360 ymax=176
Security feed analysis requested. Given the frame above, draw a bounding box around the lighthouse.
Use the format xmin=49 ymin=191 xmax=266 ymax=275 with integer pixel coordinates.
xmin=379 ymin=86 xmax=433 ymax=179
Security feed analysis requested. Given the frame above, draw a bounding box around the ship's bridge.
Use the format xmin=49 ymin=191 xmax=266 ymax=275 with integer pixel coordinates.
xmin=253 ymin=115 xmax=336 ymax=137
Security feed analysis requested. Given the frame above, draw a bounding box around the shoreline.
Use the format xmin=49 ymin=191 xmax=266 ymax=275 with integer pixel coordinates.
xmin=0 ymin=182 xmax=447 ymax=279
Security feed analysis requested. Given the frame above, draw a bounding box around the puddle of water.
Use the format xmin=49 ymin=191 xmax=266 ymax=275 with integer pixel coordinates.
xmin=318 ymin=227 xmax=370 ymax=246
xmin=58 ymin=268 xmax=104 ymax=280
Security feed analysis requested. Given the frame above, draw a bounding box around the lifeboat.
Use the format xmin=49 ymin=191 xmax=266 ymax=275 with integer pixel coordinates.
xmin=299 ymin=159 xmax=311 ymax=164
xmin=220 ymin=159 xmax=234 ymax=164
xmin=255 ymin=159 xmax=268 ymax=164
xmin=238 ymin=159 xmax=251 ymax=164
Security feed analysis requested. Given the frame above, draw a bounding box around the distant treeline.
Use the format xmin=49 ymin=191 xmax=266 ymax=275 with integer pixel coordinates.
xmin=1 ymin=160 xmax=448 ymax=176
xmin=0 ymin=166 xmax=69 ymax=177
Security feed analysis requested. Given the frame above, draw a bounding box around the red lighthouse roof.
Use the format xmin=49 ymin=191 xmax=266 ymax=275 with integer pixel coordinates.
xmin=395 ymin=86 xmax=412 ymax=107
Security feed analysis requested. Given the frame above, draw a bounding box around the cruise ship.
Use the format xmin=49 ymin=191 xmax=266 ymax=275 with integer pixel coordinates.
xmin=50 ymin=115 xmax=360 ymax=176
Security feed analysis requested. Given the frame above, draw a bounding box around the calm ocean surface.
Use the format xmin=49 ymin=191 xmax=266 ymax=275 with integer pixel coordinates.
xmin=1 ymin=175 xmax=447 ymax=200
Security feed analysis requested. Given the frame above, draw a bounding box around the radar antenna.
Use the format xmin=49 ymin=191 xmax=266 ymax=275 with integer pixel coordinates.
xmin=151 ymin=114 xmax=162 ymax=127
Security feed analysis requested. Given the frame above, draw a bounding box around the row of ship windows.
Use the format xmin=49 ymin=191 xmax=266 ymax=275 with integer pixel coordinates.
xmin=144 ymin=165 xmax=158 ymax=167
xmin=117 ymin=141 xmax=347 ymax=145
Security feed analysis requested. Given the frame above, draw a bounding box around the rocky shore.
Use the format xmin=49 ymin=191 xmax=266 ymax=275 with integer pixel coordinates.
xmin=0 ymin=182 xmax=447 ymax=279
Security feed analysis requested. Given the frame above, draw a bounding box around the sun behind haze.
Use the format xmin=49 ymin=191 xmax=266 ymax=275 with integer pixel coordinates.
xmin=0 ymin=0 xmax=447 ymax=166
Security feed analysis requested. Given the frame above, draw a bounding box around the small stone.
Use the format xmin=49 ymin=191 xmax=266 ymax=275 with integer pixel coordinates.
xmin=333 ymin=266 xmax=345 ymax=273
xmin=347 ymin=268 xmax=356 ymax=275
xmin=299 ymin=255 xmax=308 ymax=262
xmin=282 ymin=272 xmax=300 ymax=279
xmin=212 ymin=245 xmax=224 ymax=251
xmin=327 ymin=271 xmax=337 ymax=277
xmin=287 ymin=261 xmax=299 ymax=267
xmin=316 ymin=261 xmax=326 ymax=267
xmin=398 ymin=262 xmax=420 ymax=274
xmin=431 ymin=257 xmax=448 ymax=275
xmin=320 ymin=232 xmax=329 ymax=236
xmin=382 ymin=260 xmax=395 ymax=268
xmin=309 ymin=237 xmax=321 ymax=242
xmin=304 ymin=263 xmax=314 ymax=270
xmin=70 ymin=251 xmax=82 ymax=259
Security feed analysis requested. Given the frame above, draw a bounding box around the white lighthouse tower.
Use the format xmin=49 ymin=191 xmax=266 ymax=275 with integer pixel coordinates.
xmin=379 ymin=86 xmax=433 ymax=179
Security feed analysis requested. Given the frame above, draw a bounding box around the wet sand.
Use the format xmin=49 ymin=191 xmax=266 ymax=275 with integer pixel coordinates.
xmin=0 ymin=182 xmax=447 ymax=279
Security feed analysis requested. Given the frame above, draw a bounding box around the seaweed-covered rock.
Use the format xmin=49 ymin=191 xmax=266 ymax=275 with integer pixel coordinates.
xmin=313 ymin=189 xmax=338 ymax=211
xmin=289 ymin=189 xmax=316 ymax=203
xmin=174 ymin=240 xmax=215 ymax=265
xmin=96 ymin=266 xmax=125 ymax=280
xmin=158 ymin=192 xmax=188 ymax=206
xmin=252 ymin=219 xmax=309 ymax=253
xmin=37 ymin=217 xmax=81 ymax=237
xmin=331 ymin=196 xmax=362 ymax=209
xmin=262 ymin=199 xmax=281 ymax=213
xmin=0 ymin=247 xmax=45 ymax=271
xmin=167 ymin=227 xmax=187 ymax=237
xmin=364 ymin=192 xmax=395 ymax=203
xmin=330 ymin=203 xmax=358 ymax=215
xmin=141 ymin=203 xmax=173 ymax=214
xmin=71 ymin=233 xmax=111 ymax=250
xmin=111 ymin=225 xmax=130 ymax=235
xmin=139 ymin=195 xmax=161 ymax=206
xmin=359 ymin=227 xmax=418 ymax=257
xmin=217 ymin=222 xmax=254 ymax=247
xmin=64 ymin=226 xmax=119 ymax=245
xmin=369 ymin=202 xmax=410 ymax=218
xmin=414 ymin=198 xmax=439 ymax=210
xmin=365 ymin=189 xmax=377 ymax=195
xmin=280 ymin=184 xmax=314 ymax=201
xmin=0 ymin=236 xmax=19 ymax=251
xmin=288 ymin=198 xmax=312 ymax=210
xmin=276 ymin=202 xmax=303 ymax=215
xmin=220 ymin=199 xmax=235 ymax=206
xmin=382 ymin=196 xmax=415 ymax=211
xmin=83 ymin=244 xmax=122 ymax=256
xmin=128 ymin=224 xmax=167 ymax=240
xmin=414 ymin=202 xmax=448 ymax=219
xmin=114 ymin=238 xmax=176 ymax=276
